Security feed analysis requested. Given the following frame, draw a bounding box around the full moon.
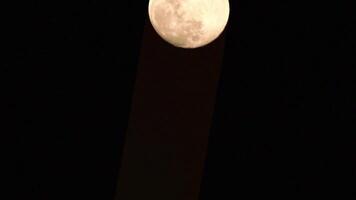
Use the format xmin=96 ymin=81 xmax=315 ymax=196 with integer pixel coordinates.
xmin=148 ymin=0 xmax=230 ymax=49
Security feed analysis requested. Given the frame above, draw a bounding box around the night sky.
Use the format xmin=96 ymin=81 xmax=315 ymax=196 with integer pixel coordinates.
xmin=9 ymin=0 xmax=355 ymax=200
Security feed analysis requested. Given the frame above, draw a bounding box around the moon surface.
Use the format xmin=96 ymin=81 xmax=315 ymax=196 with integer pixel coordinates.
xmin=148 ymin=0 xmax=230 ymax=48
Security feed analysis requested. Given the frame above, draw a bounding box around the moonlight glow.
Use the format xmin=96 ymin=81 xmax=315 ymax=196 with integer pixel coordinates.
xmin=148 ymin=0 xmax=230 ymax=49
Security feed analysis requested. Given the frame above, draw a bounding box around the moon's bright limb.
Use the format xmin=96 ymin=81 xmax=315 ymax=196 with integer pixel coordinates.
xmin=148 ymin=0 xmax=230 ymax=49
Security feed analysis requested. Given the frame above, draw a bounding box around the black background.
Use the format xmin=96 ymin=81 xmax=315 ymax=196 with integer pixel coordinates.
xmin=8 ymin=0 xmax=355 ymax=199
xmin=200 ymin=0 xmax=355 ymax=199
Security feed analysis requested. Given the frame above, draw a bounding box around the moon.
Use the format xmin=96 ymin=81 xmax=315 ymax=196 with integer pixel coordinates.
xmin=148 ymin=0 xmax=230 ymax=49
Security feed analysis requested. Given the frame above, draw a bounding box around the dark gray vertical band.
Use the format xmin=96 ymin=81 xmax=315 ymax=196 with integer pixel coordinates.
xmin=115 ymin=17 xmax=226 ymax=200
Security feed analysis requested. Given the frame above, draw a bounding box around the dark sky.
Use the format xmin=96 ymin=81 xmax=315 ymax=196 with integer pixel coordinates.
xmin=9 ymin=0 xmax=355 ymax=200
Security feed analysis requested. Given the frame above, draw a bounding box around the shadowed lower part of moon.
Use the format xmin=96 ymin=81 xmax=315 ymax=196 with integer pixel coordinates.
xmin=151 ymin=0 xmax=204 ymax=48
